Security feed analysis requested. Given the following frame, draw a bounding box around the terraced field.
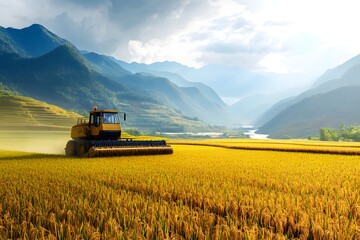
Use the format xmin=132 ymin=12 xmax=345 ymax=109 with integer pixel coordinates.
xmin=1 ymin=140 xmax=360 ymax=239
xmin=0 ymin=95 xmax=81 ymax=131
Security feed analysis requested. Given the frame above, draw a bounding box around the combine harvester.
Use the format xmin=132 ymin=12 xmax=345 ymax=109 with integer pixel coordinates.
xmin=65 ymin=107 xmax=173 ymax=157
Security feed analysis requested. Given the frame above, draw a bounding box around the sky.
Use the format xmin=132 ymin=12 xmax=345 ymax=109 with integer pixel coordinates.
xmin=1 ymin=0 xmax=360 ymax=80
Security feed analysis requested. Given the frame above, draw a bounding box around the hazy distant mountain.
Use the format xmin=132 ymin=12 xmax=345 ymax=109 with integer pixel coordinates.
xmin=115 ymin=59 xmax=273 ymax=99
xmin=258 ymin=86 xmax=360 ymax=138
xmin=182 ymin=64 xmax=273 ymax=98
xmin=312 ymin=54 xmax=360 ymax=87
xmin=0 ymin=24 xmax=68 ymax=57
xmin=84 ymin=52 xmax=227 ymax=123
xmin=115 ymin=58 xmax=282 ymax=124
xmin=256 ymin=55 xmax=360 ymax=138
xmin=117 ymin=73 xmax=226 ymax=123
xmin=255 ymin=55 xmax=360 ymax=128
xmin=111 ymin=58 xmax=226 ymax=107
xmin=254 ymin=95 xmax=296 ymax=127
xmin=114 ymin=59 xmax=191 ymax=76
xmin=139 ymin=71 xmax=227 ymax=108
xmin=229 ymin=95 xmax=285 ymax=126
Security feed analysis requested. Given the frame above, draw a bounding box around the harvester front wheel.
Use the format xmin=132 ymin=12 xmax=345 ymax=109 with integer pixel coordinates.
xmin=65 ymin=140 xmax=76 ymax=156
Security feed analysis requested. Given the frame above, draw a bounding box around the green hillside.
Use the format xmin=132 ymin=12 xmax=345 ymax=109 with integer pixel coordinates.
xmin=0 ymin=94 xmax=81 ymax=131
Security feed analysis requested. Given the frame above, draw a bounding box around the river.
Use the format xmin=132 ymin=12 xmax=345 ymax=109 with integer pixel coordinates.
xmin=244 ymin=129 xmax=269 ymax=139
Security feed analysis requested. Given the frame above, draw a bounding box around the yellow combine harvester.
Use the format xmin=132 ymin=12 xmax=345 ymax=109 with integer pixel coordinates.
xmin=65 ymin=107 xmax=173 ymax=157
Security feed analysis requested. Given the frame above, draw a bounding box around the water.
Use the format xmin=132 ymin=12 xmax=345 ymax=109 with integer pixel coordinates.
xmin=244 ymin=129 xmax=269 ymax=139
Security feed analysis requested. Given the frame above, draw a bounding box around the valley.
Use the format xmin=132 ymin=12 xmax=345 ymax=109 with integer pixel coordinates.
xmin=1 ymin=2 xmax=360 ymax=239
xmin=2 ymin=24 xmax=360 ymax=139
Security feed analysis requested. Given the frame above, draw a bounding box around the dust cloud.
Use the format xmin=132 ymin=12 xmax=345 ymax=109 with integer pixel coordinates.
xmin=0 ymin=131 xmax=70 ymax=155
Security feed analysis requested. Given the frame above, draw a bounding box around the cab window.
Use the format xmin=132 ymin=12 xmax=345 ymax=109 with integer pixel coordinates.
xmin=102 ymin=112 xmax=120 ymax=124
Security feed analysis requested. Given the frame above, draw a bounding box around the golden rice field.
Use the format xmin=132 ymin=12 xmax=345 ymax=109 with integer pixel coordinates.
xmin=1 ymin=139 xmax=360 ymax=239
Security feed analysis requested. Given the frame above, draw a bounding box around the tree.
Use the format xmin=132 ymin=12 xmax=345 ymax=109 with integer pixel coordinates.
xmin=320 ymin=128 xmax=339 ymax=141
xmin=320 ymin=125 xmax=360 ymax=142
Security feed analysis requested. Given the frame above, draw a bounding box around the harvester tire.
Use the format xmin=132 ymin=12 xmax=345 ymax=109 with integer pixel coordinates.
xmin=65 ymin=140 xmax=76 ymax=156
xmin=76 ymin=140 xmax=87 ymax=157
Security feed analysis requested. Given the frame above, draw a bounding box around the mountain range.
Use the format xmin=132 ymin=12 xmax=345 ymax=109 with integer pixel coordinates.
xmin=83 ymin=52 xmax=227 ymax=124
xmin=114 ymin=59 xmax=277 ymax=99
xmin=2 ymin=23 xmax=360 ymax=138
xmin=0 ymin=24 xmax=220 ymax=132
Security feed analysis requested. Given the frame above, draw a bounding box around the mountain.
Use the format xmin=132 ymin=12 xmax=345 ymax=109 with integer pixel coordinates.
xmin=0 ymin=24 xmax=68 ymax=57
xmin=256 ymin=55 xmax=360 ymax=138
xmin=117 ymin=73 xmax=226 ymax=123
xmin=180 ymin=64 xmax=273 ymax=98
xmin=255 ymin=55 xmax=360 ymax=128
xmin=110 ymin=57 xmax=226 ymax=108
xmin=115 ymin=57 xmax=288 ymax=124
xmin=229 ymin=95 xmax=281 ymax=126
xmin=85 ymin=53 xmax=227 ymax=123
xmin=0 ymin=25 xmax=214 ymax=132
xmin=0 ymin=44 xmax=120 ymax=111
xmin=138 ymin=71 xmax=227 ymax=108
xmin=257 ymin=86 xmax=360 ymax=138
xmin=83 ymin=52 xmax=131 ymax=77
xmin=312 ymin=54 xmax=360 ymax=87
xmin=115 ymin=59 xmax=273 ymax=99
xmin=254 ymin=95 xmax=297 ymax=127
xmin=114 ymin=59 xmax=192 ymax=76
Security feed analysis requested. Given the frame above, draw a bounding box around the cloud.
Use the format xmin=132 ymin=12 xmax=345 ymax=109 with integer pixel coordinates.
xmin=2 ymin=0 xmax=360 ymax=77
xmin=45 ymin=0 xmax=214 ymax=64
xmin=115 ymin=0 xmax=270 ymax=68
xmin=0 ymin=0 xmax=278 ymax=69
xmin=47 ymin=12 xmax=118 ymax=53
xmin=258 ymin=54 xmax=287 ymax=73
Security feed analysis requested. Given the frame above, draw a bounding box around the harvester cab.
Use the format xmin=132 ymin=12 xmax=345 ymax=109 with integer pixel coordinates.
xmin=88 ymin=109 xmax=124 ymax=140
xmin=65 ymin=107 xmax=173 ymax=157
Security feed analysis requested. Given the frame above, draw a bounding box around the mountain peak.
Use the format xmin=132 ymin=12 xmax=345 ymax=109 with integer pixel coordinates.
xmin=1 ymin=24 xmax=68 ymax=58
xmin=28 ymin=23 xmax=45 ymax=29
xmin=6 ymin=23 xmax=46 ymax=31
xmin=312 ymin=53 xmax=360 ymax=87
